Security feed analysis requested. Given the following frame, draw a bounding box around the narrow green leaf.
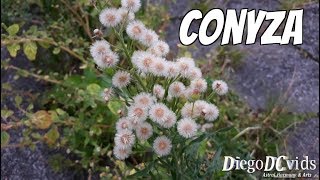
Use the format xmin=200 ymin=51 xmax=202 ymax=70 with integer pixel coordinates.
xmin=216 ymin=126 xmax=234 ymax=133
xmin=23 ymin=42 xmax=37 ymax=60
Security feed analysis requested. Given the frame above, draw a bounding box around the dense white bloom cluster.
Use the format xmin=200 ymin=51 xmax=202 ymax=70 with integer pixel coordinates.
xmin=90 ymin=40 xmax=119 ymax=68
xmin=90 ymin=0 xmax=229 ymax=160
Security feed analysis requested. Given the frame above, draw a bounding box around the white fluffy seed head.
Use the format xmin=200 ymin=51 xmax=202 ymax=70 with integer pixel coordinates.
xmin=203 ymin=103 xmax=219 ymax=121
xmin=190 ymin=78 xmax=208 ymax=93
xmin=177 ymin=118 xmax=198 ymax=138
xmin=90 ymin=40 xmax=110 ymax=59
xmin=127 ymin=116 xmax=144 ymax=130
xmin=212 ymin=80 xmax=228 ymax=95
xmin=118 ymin=7 xmax=135 ymax=22
xmin=150 ymin=58 xmax=167 ymax=77
xmin=114 ymin=129 xmax=135 ymax=149
xmin=188 ymin=67 xmax=203 ymax=80
xmin=166 ymin=93 xmax=173 ymax=102
xmin=153 ymin=84 xmax=165 ymax=99
xmin=126 ymin=20 xmax=145 ymax=40
xmin=182 ymin=86 xmax=202 ymax=100
xmin=127 ymin=104 xmax=148 ymax=121
xmin=201 ymin=123 xmax=214 ymax=132
xmin=149 ymin=103 xmax=169 ymax=124
xmin=176 ymin=57 xmax=196 ymax=77
xmin=99 ymin=8 xmax=122 ymax=27
xmin=153 ymin=136 xmax=172 ymax=157
xmin=116 ymin=117 xmax=132 ymax=132
xmin=160 ymin=111 xmax=177 ymax=128
xmin=133 ymin=92 xmax=156 ymax=108
xmin=132 ymin=51 xmax=155 ymax=73
xmin=112 ymin=71 xmax=131 ymax=88
xmin=121 ymin=0 xmax=141 ymax=13
xmin=136 ymin=122 xmax=153 ymax=141
xmin=113 ymin=146 xmax=132 ymax=160
xmin=194 ymin=100 xmax=208 ymax=117
xmin=94 ymin=50 xmax=119 ymax=68
xmin=148 ymin=40 xmax=169 ymax=57
xmin=165 ymin=62 xmax=179 ymax=78
xmin=140 ymin=29 xmax=159 ymax=47
xmin=181 ymin=102 xmax=196 ymax=119
xmin=168 ymin=81 xmax=186 ymax=97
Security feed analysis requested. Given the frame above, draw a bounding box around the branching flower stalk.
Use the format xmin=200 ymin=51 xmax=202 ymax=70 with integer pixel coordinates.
xmin=90 ymin=0 xmax=229 ymax=178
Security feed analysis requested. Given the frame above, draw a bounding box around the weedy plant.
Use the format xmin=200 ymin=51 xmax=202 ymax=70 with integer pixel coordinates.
xmin=88 ymin=0 xmax=230 ymax=178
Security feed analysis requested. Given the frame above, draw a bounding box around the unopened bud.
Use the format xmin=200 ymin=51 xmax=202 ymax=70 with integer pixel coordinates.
xmin=93 ymin=28 xmax=103 ymax=38
xmin=117 ymin=109 xmax=124 ymax=117
xmin=201 ymin=109 xmax=206 ymax=116
xmin=93 ymin=29 xmax=99 ymax=34
xmin=96 ymin=146 xmax=101 ymax=152
xmin=89 ymin=130 xmax=94 ymax=136
xmin=100 ymin=172 xmax=107 ymax=178
xmin=107 ymin=151 xmax=112 ymax=157
xmin=105 ymin=166 xmax=110 ymax=172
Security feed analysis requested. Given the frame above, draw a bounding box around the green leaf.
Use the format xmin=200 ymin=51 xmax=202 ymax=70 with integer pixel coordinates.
xmin=44 ymin=126 xmax=60 ymax=145
xmin=7 ymin=44 xmax=20 ymax=57
xmin=31 ymin=132 xmax=42 ymax=139
xmin=206 ymin=147 xmax=223 ymax=175
xmin=52 ymin=47 xmax=61 ymax=54
xmin=107 ymin=101 xmax=123 ymax=115
xmin=128 ymin=161 xmax=154 ymax=178
xmin=91 ymin=126 xmax=102 ymax=136
xmin=6 ymin=24 xmax=19 ymax=36
xmin=1 ymin=109 xmax=14 ymax=120
xmin=55 ymin=108 xmax=66 ymax=116
xmin=30 ymin=110 xmax=52 ymax=129
xmin=197 ymin=140 xmax=207 ymax=158
xmin=38 ymin=41 xmax=50 ymax=49
xmin=15 ymin=95 xmax=22 ymax=106
xmin=216 ymin=126 xmax=234 ymax=133
xmin=2 ymin=83 xmax=12 ymax=91
xmin=27 ymin=104 xmax=34 ymax=111
xmin=23 ymin=42 xmax=37 ymax=60
xmin=86 ymin=83 xmax=101 ymax=96
xmin=1 ymin=131 xmax=10 ymax=147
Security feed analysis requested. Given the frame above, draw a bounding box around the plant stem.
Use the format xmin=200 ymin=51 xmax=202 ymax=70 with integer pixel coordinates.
xmin=6 ymin=65 xmax=65 ymax=85
xmin=232 ymin=126 xmax=261 ymax=141
xmin=2 ymin=37 xmax=87 ymax=63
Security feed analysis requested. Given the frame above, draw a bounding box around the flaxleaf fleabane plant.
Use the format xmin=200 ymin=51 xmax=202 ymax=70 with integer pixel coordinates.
xmin=90 ymin=0 xmax=229 ymax=178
